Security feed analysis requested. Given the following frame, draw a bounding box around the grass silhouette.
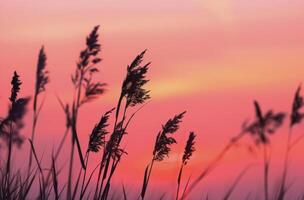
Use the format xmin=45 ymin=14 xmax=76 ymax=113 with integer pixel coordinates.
xmin=0 ymin=25 xmax=304 ymax=200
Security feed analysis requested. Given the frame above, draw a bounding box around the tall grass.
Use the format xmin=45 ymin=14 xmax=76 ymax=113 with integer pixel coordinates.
xmin=277 ymin=85 xmax=304 ymax=200
xmin=1 ymin=25 xmax=304 ymax=200
xmin=0 ymin=71 xmax=30 ymax=199
xmin=65 ymin=25 xmax=106 ymax=200
xmin=93 ymin=49 xmax=150 ymax=200
xmin=183 ymin=101 xmax=285 ymax=199
xmin=176 ymin=131 xmax=196 ymax=200
xmin=140 ymin=111 xmax=186 ymax=200
xmin=28 ymin=46 xmax=49 ymax=173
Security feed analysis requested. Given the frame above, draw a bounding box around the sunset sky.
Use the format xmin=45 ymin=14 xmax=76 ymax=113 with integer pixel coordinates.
xmin=1 ymin=0 xmax=304 ymax=199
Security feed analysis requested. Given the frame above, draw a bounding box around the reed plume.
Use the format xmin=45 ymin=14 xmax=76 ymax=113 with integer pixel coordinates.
xmin=66 ymin=25 xmax=106 ymax=200
xmin=28 ymin=46 xmax=49 ymax=176
xmin=95 ymin=51 xmax=150 ymax=200
xmin=140 ymin=111 xmax=186 ymax=200
xmin=176 ymin=131 xmax=196 ymax=200
xmin=10 ymin=71 xmax=22 ymax=103
xmin=153 ymin=111 xmax=186 ymax=161
xmin=88 ymin=108 xmax=114 ymax=153
xmin=71 ymin=25 xmax=106 ymax=106
xmin=114 ymin=50 xmax=150 ymax=125
xmin=35 ymin=46 xmax=49 ymax=97
xmin=182 ymin=132 xmax=196 ymax=165
xmin=243 ymin=101 xmax=285 ymax=145
xmin=290 ymin=85 xmax=304 ymax=127
xmin=106 ymin=121 xmax=127 ymax=160
xmin=3 ymin=71 xmax=30 ymax=199
xmin=0 ymin=72 xmax=30 ymax=147
xmin=243 ymin=101 xmax=285 ymax=200
xmin=79 ymin=108 xmax=114 ymax=199
xmin=122 ymin=50 xmax=150 ymax=108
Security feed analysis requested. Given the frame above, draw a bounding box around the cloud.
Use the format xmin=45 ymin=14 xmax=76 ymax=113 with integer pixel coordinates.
xmin=148 ymin=48 xmax=304 ymax=99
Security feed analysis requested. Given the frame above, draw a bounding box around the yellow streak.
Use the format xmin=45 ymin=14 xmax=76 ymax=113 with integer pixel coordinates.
xmin=150 ymin=48 xmax=304 ymax=99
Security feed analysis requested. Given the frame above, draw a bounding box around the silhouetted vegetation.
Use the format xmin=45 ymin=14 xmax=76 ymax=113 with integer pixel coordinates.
xmin=0 ymin=25 xmax=304 ymax=200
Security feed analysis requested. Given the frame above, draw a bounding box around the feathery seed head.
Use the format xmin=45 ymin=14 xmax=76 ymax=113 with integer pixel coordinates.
xmin=153 ymin=111 xmax=186 ymax=161
xmin=290 ymin=85 xmax=304 ymax=127
xmin=243 ymin=101 xmax=285 ymax=145
xmin=1 ymin=72 xmax=30 ymax=147
xmin=88 ymin=108 xmax=114 ymax=153
xmin=10 ymin=71 xmax=22 ymax=103
xmin=106 ymin=121 xmax=127 ymax=160
xmin=71 ymin=25 xmax=106 ymax=106
xmin=122 ymin=50 xmax=150 ymax=107
xmin=182 ymin=132 xmax=196 ymax=165
xmin=35 ymin=46 xmax=49 ymax=95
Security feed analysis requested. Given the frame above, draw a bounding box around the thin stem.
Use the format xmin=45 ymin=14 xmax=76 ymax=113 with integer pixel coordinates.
xmin=98 ymin=95 xmax=127 ymax=199
xmin=67 ymin=140 xmax=75 ymax=200
xmin=263 ymin=144 xmax=269 ymax=200
xmin=176 ymin=164 xmax=184 ymax=200
xmin=43 ymin=127 xmax=70 ymax=190
xmin=101 ymin=158 xmax=120 ymax=200
xmin=28 ymin=108 xmax=37 ymax=173
xmin=278 ymin=127 xmax=293 ymax=199
xmin=183 ymin=131 xmax=245 ymax=199
xmin=5 ymin=120 xmax=13 ymax=199
xmin=73 ymin=72 xmax=86 ymax=168
xmin=94 ymin=149 xmax=107 ymax=200
xmin=180 ymin=175 xmax=191 ymax=200
xmin=284 ymin=127 xmax=292 ymax=173
xmin=102 ymin=103 xmax=146 ymax=199
xmin=28 ymin=83 xmax=42 ymax=172
xmin=98 ymin=156 xmax=111 ymax=200
xmin=82 ymin=161 xmax=102 ymax=198
xmin=114 ymin=94 xmax=124 ymax=129
xmin=142 ymin=158 xmax=155 ymax=200
xmin=80 ymin=152 xmax=89 ymax=200
xmin=222 ymin=164 xmax=254 ymax=200
xmin=75 ymin=71 xmax=83 ymax=116
xmin=289 ymin=134 xmax=304 ymax=151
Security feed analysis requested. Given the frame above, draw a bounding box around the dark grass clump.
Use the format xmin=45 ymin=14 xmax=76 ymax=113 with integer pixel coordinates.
xmin=94 ymin=50 xmax=151 ymax=200
xmin=3 ymin=26 xmax=304 ymax=200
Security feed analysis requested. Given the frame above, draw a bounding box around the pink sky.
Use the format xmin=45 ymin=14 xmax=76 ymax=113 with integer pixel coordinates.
xmin=1 ymin=0 xmax=304 ymax=199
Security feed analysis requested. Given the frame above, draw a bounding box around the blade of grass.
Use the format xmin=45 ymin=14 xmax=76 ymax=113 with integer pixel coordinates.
xmin=223 ymin=164 xmax=254 ymax=200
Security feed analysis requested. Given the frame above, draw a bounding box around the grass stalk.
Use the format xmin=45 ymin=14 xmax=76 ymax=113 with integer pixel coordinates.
xmin=176 ymin=164 xmax=184 ymax=200
xmin=67 ymin=139 xmax=75 ymax=200
xmin=263 ymin=144 xmax=270 ymax=200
